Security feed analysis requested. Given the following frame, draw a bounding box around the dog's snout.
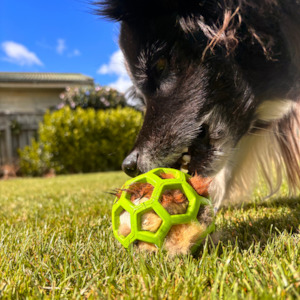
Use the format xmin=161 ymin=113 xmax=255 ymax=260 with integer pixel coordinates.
xmin=122 ymin=150 xmax=141 ymax=177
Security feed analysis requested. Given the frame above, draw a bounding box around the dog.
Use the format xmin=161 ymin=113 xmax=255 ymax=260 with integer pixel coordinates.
xmin=95 ymin=0 xmax=300 ymax=210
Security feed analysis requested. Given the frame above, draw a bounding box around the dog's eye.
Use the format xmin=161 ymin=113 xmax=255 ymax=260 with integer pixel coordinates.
xmin=155 ymin=57 xmax=167 ymax=76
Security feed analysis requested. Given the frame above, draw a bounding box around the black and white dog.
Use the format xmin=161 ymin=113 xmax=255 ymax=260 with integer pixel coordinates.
xmin=96 ymin=0 xmax=300 ymax=209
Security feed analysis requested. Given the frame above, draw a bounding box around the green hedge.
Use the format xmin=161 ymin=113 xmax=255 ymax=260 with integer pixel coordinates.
xmin=19 ymin=107 xmax=143 ymax=176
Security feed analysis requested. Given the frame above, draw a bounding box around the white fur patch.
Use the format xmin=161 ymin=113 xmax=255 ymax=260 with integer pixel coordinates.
xmin=211 ymin=129 xmax=280 ymax=209
xmin=119 ymin=210 xmax=131 ymax=230
xmin=211 ymin=100 xmax=299 ymax=209
xmin=255 ymin=99 xmax=294 ymax=122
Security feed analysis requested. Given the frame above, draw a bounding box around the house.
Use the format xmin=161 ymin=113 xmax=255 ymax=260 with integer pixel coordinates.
xmin=0 ymin=72 xmax=94 ymax=164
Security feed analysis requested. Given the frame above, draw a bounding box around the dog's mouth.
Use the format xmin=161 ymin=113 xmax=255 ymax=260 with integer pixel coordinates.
xmin=172 ymin=147 xmax=192 ymax=175
xmin=171 ymin=144 xmax=212 ymax=177
xmin=170 ymin=125 xmax=211 ymax=176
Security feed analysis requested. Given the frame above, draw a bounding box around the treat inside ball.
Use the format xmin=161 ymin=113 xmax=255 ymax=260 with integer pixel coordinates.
xmin=112 ymin=168 xmax=215 ymax=255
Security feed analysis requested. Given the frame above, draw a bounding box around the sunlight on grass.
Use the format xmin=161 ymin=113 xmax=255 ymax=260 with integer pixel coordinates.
xmin=0 ymin=172 xmax=299 ymax=299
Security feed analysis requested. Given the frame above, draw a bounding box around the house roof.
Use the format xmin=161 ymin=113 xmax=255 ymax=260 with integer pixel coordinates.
xmin=0 ymin=72 xmax=94 ymax=88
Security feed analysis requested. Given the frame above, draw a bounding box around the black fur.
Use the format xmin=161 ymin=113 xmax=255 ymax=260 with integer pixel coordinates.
xmin=95 ymin=0 xmax=300 ymax=204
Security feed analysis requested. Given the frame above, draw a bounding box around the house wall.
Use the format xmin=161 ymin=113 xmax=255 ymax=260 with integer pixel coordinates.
xmin=0 ymin=87 xmax=65 ymax=165
xmin=0 ymin=87 xmax=64 ymax=113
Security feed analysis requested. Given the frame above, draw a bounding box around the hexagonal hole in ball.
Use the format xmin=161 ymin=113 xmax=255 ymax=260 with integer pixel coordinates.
xmin=135 ymin=240 xmax=158 ymax=252
xmin=126 ymin=182 xmax=154 ymax=206
xmin=138 ymin=209 xmax=162 ymax=233
xmin=163 ymin=222 xmax=207 ymax=254
xmin=159 ymin=185 xmax=189 ymax=215
xmin=118 ymin=208 xmax=132 ymax=237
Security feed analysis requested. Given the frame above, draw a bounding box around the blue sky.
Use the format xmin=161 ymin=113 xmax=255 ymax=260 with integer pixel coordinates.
xmin=0 ymin=0 xmax=132 ymax=92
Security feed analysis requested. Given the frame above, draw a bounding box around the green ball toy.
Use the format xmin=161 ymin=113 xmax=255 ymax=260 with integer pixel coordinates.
xmin=112 ymin=168 xmax=215 ymax=253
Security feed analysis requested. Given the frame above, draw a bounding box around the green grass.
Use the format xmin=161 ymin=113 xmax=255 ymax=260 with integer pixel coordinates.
xmin=0 ymin=172 xmax=299 ymax=299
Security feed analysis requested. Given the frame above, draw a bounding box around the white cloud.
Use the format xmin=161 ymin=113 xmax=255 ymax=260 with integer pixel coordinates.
xmin=109 ymin=76 xmax=133 ymax=93
xmin=56 ymin=39 xmax=80 ymax=58
xmin=98 ymin=50 xmax=127 ymax=76
xmin=1 ymin=41 xmax=43 ymax=66
xmin=98 ymin=49 xmax=132 ymax=93
xmin=56 ymin=39 xmax=66 ymax=55
xmin=68 ymin=49 xmax=81 ymax=57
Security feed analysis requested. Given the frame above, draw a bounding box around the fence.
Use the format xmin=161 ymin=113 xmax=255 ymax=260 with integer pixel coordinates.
xmin=0 ymin=113 xmax=44 ymax=165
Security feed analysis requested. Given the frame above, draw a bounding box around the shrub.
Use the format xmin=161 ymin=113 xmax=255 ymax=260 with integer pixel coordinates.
xmin=19 ymin=107 xmax=143 ymax=175
xmin=18 ymin=140 xmax=52 ymax=176
xmin=57 ymin=86 xmax=128 ymax=110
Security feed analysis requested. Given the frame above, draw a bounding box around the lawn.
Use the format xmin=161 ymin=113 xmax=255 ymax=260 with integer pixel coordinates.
xmin=0 ymin=172 xmax=299 ymax=299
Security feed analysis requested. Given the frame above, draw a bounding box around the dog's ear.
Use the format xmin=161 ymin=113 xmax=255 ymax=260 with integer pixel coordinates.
xmin=93 ymin=0 xmax=207 ymax=22
xmin=93 ymin=0 xmax=132 ymax=21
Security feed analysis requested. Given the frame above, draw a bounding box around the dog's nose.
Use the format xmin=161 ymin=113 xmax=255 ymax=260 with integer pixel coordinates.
xmin=122 ymin=150 xmax=141 ymax=177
